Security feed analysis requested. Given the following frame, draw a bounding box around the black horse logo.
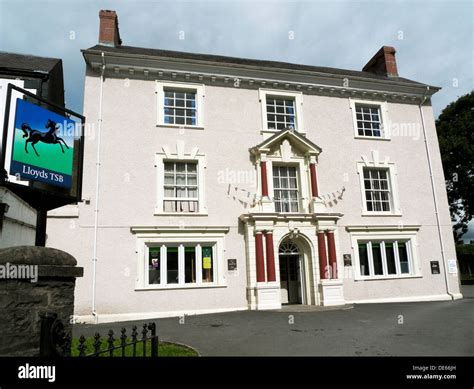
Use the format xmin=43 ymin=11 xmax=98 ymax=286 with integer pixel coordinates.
xmin=21 ymin=119 xmax=69 ymax=157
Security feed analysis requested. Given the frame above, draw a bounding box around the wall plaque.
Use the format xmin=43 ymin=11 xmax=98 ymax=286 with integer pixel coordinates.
xmin=227 ymin=259 xmax=237 ymax=271
xmin=343 ymin=254 xmax=352 ymax=266
xmin=430 ymin=261 xmax=440 ymax=274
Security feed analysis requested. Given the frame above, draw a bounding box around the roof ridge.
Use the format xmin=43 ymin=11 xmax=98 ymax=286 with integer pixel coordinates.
xmin=0 ymin=51 xmax=61 ymax=62
xmin=82 ymin=44 xmax=432 ymax=88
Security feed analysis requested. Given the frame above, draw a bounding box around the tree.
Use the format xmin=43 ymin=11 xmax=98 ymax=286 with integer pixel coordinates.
xmin=436 ymin=91 xmax=474 ymax=242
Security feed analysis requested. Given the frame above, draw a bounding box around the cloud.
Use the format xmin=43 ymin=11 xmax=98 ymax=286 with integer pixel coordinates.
xmin=0 ymin=0 xmax=472 ymax=116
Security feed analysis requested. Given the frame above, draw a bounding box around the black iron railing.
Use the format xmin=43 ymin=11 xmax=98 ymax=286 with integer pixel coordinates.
xmin=77 ymin=323 xmax=158 ymax=357
xmin=39 ymin=313 xmax=158 ymax=357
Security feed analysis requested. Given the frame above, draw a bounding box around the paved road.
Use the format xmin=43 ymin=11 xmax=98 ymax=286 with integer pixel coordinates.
xmin=74 ymin=286 xmax=474 ymax=356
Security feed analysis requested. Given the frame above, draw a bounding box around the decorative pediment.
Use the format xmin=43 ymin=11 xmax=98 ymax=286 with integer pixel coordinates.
xmin=361 ymin=150 xmax=390 ymax=167
xmin=161 ymin=140 xmax=199 ymax=160
xmin=250 ymin=129 xmax=322 ymax=160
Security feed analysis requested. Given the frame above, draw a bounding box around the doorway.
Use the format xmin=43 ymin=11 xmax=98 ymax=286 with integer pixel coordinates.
xmin=279 ymin=240 xmax=304 ymax=304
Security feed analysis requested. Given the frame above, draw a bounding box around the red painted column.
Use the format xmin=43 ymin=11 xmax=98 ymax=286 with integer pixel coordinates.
xmin=255 ymin=232 xmax=265 ymax=282
xmin=265 ymin=232 xmax=276 ymax=282
xmin=317 ymin=231 xmax=329 ymax=279
xmin=260 ymin=161 xmax=268 ymax=197
xmin=326 ymin=230 xmax=338 ymax=279
xmin=310 ymin=163 xmax=319 ymax=197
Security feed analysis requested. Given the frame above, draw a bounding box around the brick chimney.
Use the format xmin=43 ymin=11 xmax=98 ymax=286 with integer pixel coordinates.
xmin=99 ymin=10 xmax=122 ymax=47
xmin=362 ymin=46 xmax=398 ymax=77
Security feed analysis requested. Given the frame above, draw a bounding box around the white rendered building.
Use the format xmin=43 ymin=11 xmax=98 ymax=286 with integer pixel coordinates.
xmin=47 ymin=10 xmax=462 ymax=323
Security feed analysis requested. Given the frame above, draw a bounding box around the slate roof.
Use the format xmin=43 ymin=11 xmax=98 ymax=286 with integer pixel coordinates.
xmin=83 ymin=44 xmax=427 ymax=87
xmin=0 ymin=52 xmax=61 ymax=74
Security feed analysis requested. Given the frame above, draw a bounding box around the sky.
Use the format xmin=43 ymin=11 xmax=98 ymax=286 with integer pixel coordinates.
xmin=0 ymin=0 xmax=472 ymax=116
xmin=1 ymin=0 xmax=473 ymax=239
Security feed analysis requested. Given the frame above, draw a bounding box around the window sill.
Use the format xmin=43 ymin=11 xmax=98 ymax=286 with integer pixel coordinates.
xmin=354 ymin=135 xmax=390 ymax=141
xmin=276 ymin=211 xmax=307 ymax=215
xmin=354 ymin=274 xmax=422 ymax=281
xmin=154 ymin=210 xmax=208 ymax=216
xmin=261 ymin=129 xmax=305 ymax=135
xmin=135 ymin=284 xmax=226 ymax=291
xmin=156 ymin=124 xmax=204 ymax=130
xmin=361 ymin=212 xmax=402 ymax=217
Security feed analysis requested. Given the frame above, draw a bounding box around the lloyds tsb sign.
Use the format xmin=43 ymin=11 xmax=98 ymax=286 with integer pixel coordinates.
xmin=1 ymin=83 xmax=85 ymax=244
xmin=9 ymin=99 xmax=76 ymax=189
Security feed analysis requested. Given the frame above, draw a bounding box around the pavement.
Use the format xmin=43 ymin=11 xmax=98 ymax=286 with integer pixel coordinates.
xmin=73 ymin=285 xmax=474 ymax=356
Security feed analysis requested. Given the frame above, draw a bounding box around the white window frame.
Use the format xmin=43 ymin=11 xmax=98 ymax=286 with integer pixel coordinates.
xmin=272 ymin=164 xmax=300 ymax=213
xmin=156 ymin=81 xmax=205 ymax=129
xmin=348 ymin=227 xmax=421 ymax=281
xmin=349 ymin=98 xmax=389 ymax=140
xmin=259 ymin=89 xmax=304 ymax=133
xmin=267 ymin=158 xmax=309 ymax=213
xmin=356 ymin=161 xmax=401 ymax=216
xmin=155 ymin=152 xmax=207 ymax=215
xmin=132 ymin=227 xmax=228 ymax=290
xmin=362 ymin=168 xmax=392 ymax=213
xmin=163 ymin=161 xmax=199 ymax=213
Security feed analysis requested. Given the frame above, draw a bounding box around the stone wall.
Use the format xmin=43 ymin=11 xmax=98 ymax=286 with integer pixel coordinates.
xmin=0 ymin=246 xmax=83 ymax=356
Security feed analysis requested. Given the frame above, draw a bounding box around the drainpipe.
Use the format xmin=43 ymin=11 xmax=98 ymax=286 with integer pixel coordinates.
xmin=419 ymin=86 xmax=455 ymax=300
xmin=92 ymin=52 xmax=106 ymax=321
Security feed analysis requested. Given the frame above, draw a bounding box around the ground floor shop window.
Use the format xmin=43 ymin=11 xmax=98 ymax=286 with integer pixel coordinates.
xmin=148 ymin=247 xmax=161 ymax=285
xmin=357 ymin=239 xmax=412 ymax=278
xmin=185 ymin=246 xmax=197 ymax=283
xmin=146 ymin=243 xmax=216 ymax=286
xmin=201 ymin=246 xmax=214 ymax=283
xmin=167 ymin=246 xmax=179 ymax=284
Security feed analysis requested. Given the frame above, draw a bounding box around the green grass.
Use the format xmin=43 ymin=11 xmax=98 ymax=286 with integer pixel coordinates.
xmin=71 ymin=338 xmax=198 ymax=357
